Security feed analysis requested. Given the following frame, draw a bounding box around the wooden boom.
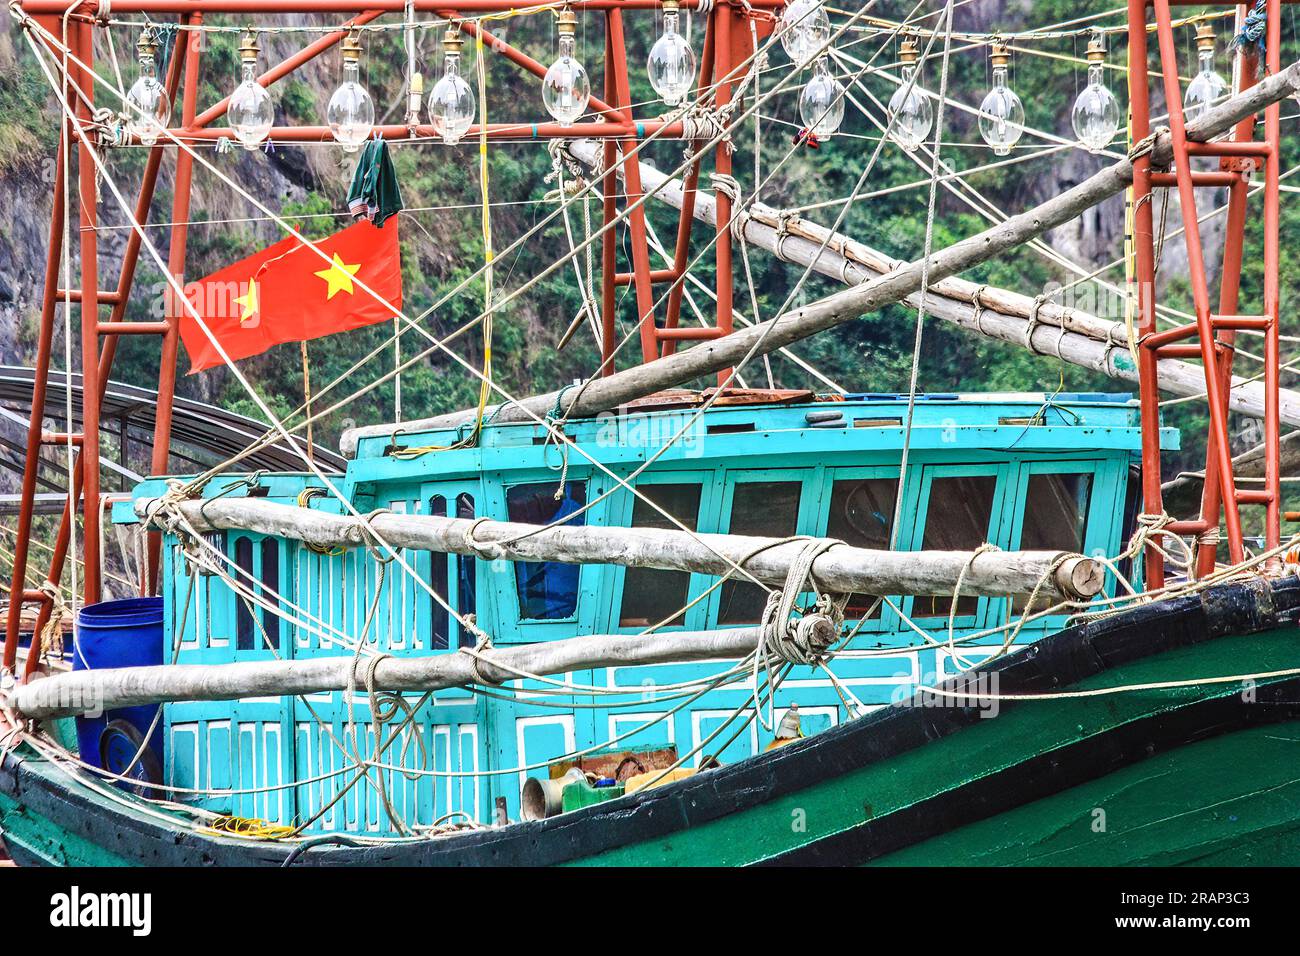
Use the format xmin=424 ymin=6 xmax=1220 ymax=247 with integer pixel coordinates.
xmin=7 ymin=621 xmax=817 ymax=719
xmin=341 ymin=58 xmax=1300 ymax=455
xmin=134 ymin=495 xmax=1103 ymax=601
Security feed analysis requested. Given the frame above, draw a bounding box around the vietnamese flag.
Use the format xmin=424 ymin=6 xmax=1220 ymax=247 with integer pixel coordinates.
xmin=178 ymin=217 xmax=402 ymax=373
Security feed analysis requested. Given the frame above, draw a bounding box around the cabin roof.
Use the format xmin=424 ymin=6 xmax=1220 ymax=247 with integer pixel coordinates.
xmin=344 ymin=390 xmax=1171 ymax=466
xmin=115 ymin=390 xmax=1173 ymax=525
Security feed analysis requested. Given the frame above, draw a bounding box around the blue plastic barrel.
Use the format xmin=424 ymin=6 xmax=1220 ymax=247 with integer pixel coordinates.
xmin=73 ymin=597 xmax=165 ymax=779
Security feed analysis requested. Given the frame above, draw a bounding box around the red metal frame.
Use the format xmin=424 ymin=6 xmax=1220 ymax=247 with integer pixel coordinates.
xmin=1128 ymin=0 xmax=1283 ymax=588
xmin=3 ymin=1 xmax=765 ymax=677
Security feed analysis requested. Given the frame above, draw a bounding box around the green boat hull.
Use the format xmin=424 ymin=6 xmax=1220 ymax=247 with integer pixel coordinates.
xmin=4 ymin=577 xmax=1300 ymax=866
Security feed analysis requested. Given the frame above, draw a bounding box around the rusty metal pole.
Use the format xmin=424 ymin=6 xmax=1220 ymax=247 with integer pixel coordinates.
xmin=711 ymin=1 xmax=734 ymax=385
xmin=1151 ymin=0 xmax=1248 ymax=563
xmin=660 ymin=10 xmax=715 ymax=355
xmin=1 ymin=126 xmax=65 ymax=675
xmin=1127 ymin=0 xmax=1166 ymax=589
xmin=1262 ymin=0 xmax=1283 ymax=555
xmin=74 ymin=16 xmax=102 ymax=606
xmin=605 ymin=7 xmax=661 ymax=364
xmin=1193 ymin=39 xmax=1258 ymax=579
xmin=600 ymin=13 xmax=619 ymax=373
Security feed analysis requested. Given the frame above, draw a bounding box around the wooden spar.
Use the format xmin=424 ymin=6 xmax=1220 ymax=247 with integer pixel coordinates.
xmin=134 ymin=495 xmax=1104 ymax=601
xmin=340 ymin=59 xmax=1300 ymax=455
xmin=8 ymin=620 xmax=814 ymax=719
xmin=557 ymin=142 xmax=1298 ymax=429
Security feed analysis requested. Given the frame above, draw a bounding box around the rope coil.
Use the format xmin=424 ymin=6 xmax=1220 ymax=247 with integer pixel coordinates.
xmin=758 ymin=538 xmax=847 ymax=666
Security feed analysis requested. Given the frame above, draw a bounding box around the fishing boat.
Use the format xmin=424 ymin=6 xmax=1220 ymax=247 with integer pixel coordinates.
xmin=2 ymin=0 xmax=1300 ymax=868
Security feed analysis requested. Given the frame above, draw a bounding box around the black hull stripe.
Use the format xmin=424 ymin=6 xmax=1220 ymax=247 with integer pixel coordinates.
xmin=761 ymin=676 xmax=1300 ymax=865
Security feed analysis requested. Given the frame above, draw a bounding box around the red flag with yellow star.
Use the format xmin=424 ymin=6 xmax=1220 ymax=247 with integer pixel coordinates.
xmin=178 ymin=218 xmax=402 ymax=373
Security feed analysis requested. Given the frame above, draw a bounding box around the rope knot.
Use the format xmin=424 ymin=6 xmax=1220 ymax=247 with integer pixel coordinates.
xmin=758 ymin=538 xmax=847 ymax=666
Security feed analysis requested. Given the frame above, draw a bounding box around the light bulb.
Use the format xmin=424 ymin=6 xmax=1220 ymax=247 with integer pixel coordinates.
xmin=327 ymin=32 xmax=374 ymax=152
xmin=647 ymin=0 xmax=696 ymax=106
xmin=542 ymin=8 xmax=591 ymax=127
xmin=799 ymin=56 xmax=845 ymax=139
xmin=779 ymin=0 xmax=831 ymax=68
xmin=428 ymin=28 xmax=475 ymax=144
xmin=228 ymin=32 xmax=274 ymax=151
xmin=1071 ymin=35 xmax=1120 ymax=153
xmin=125 ymin=29 xmax=170 ymax=147
xmin=978 ymin=43 xmax=1024 ymax=156
xmin=1184 ymin=24 xmax=1227 ymax=122
xmin=886 ymin=39 xmax=932 ymax=152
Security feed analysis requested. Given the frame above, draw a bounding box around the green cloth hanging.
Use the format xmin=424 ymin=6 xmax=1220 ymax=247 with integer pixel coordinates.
xmin=346 ymin=139 xmax=403 ymax=228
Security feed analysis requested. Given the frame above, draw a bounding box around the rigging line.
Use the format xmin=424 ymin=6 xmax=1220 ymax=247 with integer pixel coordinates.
xmin=785 ymin=142 xmax=1074 ymax=212
xmin=456 ymin=0 xmax=939 ymax=552
xmin=122 ymin=1 xmax=903 ymax=602
xmin=888 ymin=0 xmax=954 ymax=551
xmin=839 ymin=74 xmax=1190 ymax=337
xmin=117 ymin=11 xmax=847 ymax=481
xmin=20 ymin=32 xmax=487 ymax=646
xmin=18 ymin=19 xmax=826 ymax=612
xmin=639 ymin=215 xmax=847 ymax=393
xmin=85 ymin=197 xmax=586 ymax=229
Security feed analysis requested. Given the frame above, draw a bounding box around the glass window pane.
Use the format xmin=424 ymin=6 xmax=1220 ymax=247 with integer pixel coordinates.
xmin=428 ymin=495 xmax=449 ymax=650
xmin=915 ymin=475 xmax=997 ymax=617
xmin=259 ymin=538 xmax=279 ymax=652
xmin=1020 ymin=473 xmax=1092 ymax=551
xmin=620 ymin=483 xmax=702 ymax=627
xmin=506 ymin=482 xmax=587 ymax=620
xmin=1014 ymin=473 xmax=1093 ymax=612
xmin=719 ymin=481 xmax=802 ymax=625
xmin=234 ymin=536 xmax=254 ymax=650
xmin=455 ymin=493 xmax=477 ymax=645
xmin=826 ymin=477 xmax=897 ymax=618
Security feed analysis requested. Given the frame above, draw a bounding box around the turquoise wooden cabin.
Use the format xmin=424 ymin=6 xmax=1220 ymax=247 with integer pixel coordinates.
xmin=114 ymin=391 xmax=1173 ymax=833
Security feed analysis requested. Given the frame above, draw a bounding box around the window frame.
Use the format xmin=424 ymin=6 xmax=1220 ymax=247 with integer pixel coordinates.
xmin=900 ymin=461 xmax=1014 ymax=631
xmin=815 ymin=464 xmax=903 ymax=634
xmin=481 ymin=471 xmax=606 ymax=644
xmin=608 ymin=469 xmax=719 ymax=634
xmin=228 ymin=532 xmax=287 ymax=660
xmin=994 ymin=457 xmax=1119 ymax=628
xmin=420 ymin=483 xmax=482 ymax=652
xmin=706 ymin=467 xmax=824 ymax=628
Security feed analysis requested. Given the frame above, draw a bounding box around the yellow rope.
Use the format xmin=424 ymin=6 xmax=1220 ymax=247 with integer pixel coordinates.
xmin=204 ymin=814 xmax=297 ymax=840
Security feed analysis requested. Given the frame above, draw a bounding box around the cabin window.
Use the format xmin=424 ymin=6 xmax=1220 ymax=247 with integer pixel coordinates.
xmin=428 ymin=493 xmax=478 ymax=648
xmin=619 ymin=483 xmax=702 ymax=627
xmin=914 ymin=475 xmax=997 ymax=617
xmin=1013 ymin=472 xmax=1093 ymax=612
xmin=233 ymin=536 xmax=280 ymax=651
xmin=506 ymin=481 xmax=587 ymax=620
xmin=719 ymin=481 xmax=802 ymax=625
xmin=1020 ymin=473 xmax=1092 ymax=551
xmin=455 ymin=493 xmax=477 ymax=644
xmin=259 ymin=539 xmax=280 ymax=651
xmin=235 ymin=536 xmax=254 ymax=649
xmin=825 ymin=477 xmax=897 ymax=618
xmin=429 ymin=495 xmax=451 ymax=650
